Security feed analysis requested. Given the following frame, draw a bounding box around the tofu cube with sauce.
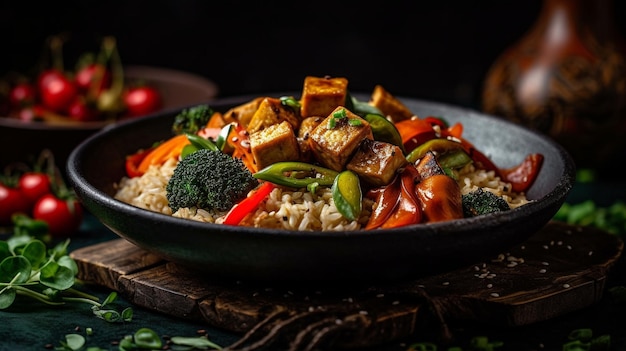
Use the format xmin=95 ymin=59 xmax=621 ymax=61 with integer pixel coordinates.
xmin=300 ymin=76 xmax=349 ymax=118
xmin=347 ymin=139 xmax=408 ymax=187
xmin=222 ymin=97 xmax=265 ymax=128
xmin=369 ymin=85 xmax=415 ymax=122
xmin=308 ymin=107 xmax=373 ymax=171
xmin=250 ymin=121 xmax=300 ymax=170
xmin=247 ymin=97 xmax=301 ymax=134
xmin=297 ymin=116 xmax=324 ymax=162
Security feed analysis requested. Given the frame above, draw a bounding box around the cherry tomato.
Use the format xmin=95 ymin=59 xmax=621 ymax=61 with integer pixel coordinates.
xmin=37 ymin=69 xmax=65 ymax=91
xmin=32 ymin=193 xmax=84 ymax=237
xmin=123 ymin=85 xmax=162 ymax=117
xmin=39 ymin=71 xmax=77 ymax=113
xmin=18 ymin=172 xmax=51 ymax=208
xmin=67 ymin=97 xmax=101 ymax=121
xmin=0 ymin=183 xmax=30 ymax=225
xmin=9 ymin=82 xmax=36 ymax=108
xmin=74 ymin=63 xmax=111 ymax=94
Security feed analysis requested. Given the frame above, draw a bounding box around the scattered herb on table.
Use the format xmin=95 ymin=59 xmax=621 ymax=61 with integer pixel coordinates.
xmin=0 ymin=214 xmax=131 ymax=322
xmin=53 ymin=327 xmax=223 ymax=351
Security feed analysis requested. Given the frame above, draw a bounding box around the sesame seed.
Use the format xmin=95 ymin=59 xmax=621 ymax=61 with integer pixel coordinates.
xmin=539 ymin=269 xmax=547 ymax=273
xmin=487 ymin=284 xmax=493 ymax=288
xmin=542 ymin=245 xmax=549 ymax=249
xmin=541 ymin=261 xmax=550 ymax=266
xmin=442 ymin=281 xmax=450 ymax=286
xmin=392 ymin=300 xmax=400 ymax=305
xmin=588 ymin=251 xmax=593 ymax=256
xmin=359 ymin=310 xmax=368 ymax=315
xmin=563 ymin=284 xmax=571 ymax=288
xmin=567 ymin=245 xmax=572 ymax=250
xmin=376 ymin=293 xmax=385 ymax=298
xmin=490 ymin=293 xmax=500 ymax=297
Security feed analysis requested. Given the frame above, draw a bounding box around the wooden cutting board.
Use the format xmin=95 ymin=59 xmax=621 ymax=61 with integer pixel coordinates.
xmin=70 ymin=221 xmax=623 ymax=350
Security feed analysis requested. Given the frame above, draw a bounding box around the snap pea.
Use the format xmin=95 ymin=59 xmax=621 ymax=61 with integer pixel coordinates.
xmin=181 ymin=133 xmax=220 ymax=158
xmin=253 ymin=161 xmax=339 ymax=188
xmin=364 ymin=113 xmax=405 ymax=153
xmin=406 ymin=138 xmax=466 ymax=163
xmin=438 ymin=149 xmax=473 ymax=177
xmin=332 ymin=170 xmax=362 ymax=221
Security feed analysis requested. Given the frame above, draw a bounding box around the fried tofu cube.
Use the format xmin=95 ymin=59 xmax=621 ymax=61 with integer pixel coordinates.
xmin=222 ymin=97 xmax=265 ymax=127
xmin=347 ymin=139 xmax=408 ymax=187
xmin=308 ymin=107 xmax=373 ymax=171
xmin=297 ymin=116 xmax=324 ymax=162
xmin=250 ymin=121 xmax=300 ymax=170
xmin=247 ymin=97 xmax=301 ymax=134
xmin=369 ymin=85 xmax=415 ymax=122
xmin=300 ymin=76 xmax=349 ymax=118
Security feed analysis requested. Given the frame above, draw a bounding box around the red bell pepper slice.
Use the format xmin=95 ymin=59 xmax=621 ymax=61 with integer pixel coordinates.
xmin=365 ymin=165 xmax=422 ymax=229
xmin=222 ymin=181 xmax=276 ymax=225
xmin=395 ymin=118 xmax=437 ymax=153
xmin=500 ymin=153 xmax=544 ymax=193
xmin=125 ymin=147 xmax=156 ymax=178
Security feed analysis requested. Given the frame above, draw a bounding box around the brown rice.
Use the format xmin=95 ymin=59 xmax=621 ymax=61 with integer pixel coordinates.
xmin=113 ymin=157 xmax=530 ymax=231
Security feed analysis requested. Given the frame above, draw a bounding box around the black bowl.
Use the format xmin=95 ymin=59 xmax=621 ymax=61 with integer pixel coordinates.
xmin=66 ymin=94 xmax=576 ymax=286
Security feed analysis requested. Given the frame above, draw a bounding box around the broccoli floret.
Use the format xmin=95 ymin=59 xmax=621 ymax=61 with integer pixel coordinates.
xmin=166 ymin=149 xmax=258 ymax=212
xmin=171 ymin=104 xmax=214 ymax=135
xmin=462 ymin=188 xmax=510 ymax=217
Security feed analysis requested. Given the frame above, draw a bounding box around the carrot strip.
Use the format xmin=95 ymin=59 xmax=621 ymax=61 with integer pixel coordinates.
xmin=137 ymin=134 xmax=190 ymax=174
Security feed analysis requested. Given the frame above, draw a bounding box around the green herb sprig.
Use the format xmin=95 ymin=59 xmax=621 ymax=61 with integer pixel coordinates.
xmin=54 ymin=327 xmax=223 ymax=350
xmin=0 ymin=214 xmax=132 ymax=322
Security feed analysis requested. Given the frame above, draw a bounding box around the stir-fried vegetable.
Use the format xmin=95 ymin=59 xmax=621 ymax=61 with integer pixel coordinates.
xmin=120 ymin=75 xmax=544 ymax=230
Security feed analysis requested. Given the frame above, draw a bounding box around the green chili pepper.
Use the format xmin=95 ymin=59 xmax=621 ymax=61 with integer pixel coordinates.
xmin=438 ymin=149 xmax=473 ymax=178
xmin=346 ymin=93 xmax=384 ymax=117
xmin=253 ymin=162 xmax=339 ymax=188
xmin=181 ymin=133 xmax=221 ymax=159
xmin=406 ymin=138 xmax=466 ymax=163
xmin=186 ymin=133 xmax=219 ymax=152
xmin=364 ymin=113 xmax=405 ymax=153
xmin=216 ymin=123 xmax=234 ymax=152
xmin=332 ymin=170 xmax=362 ymax=221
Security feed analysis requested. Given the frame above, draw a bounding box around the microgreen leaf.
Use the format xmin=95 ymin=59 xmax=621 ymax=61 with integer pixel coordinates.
xmin=171 ymin=335 xmax=223 ymax=349
xmin=133 ymin=328 xmax=162 ymax=349
xmin=60 ymin=333 xmax=86 ymax=350
xmin=0 ymin=287 xmax=16 ymax=308
xmin=0 ymin=256 xmax=31 ymax=284
xmin=21 ymin=240 xmax=47 ymax=269
xmin=0 ymin=241 xmax=11 ymax=261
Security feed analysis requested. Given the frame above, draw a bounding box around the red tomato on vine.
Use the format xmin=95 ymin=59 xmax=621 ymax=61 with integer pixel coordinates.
xmin=123 ymin=85 xmax=162 ymax=117
xmin=33 ymin=193 xmax=83 ymax=237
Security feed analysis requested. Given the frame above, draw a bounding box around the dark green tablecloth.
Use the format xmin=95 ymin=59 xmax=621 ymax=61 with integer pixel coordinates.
xmin=2 ymin=183 xmax=625 ymax=351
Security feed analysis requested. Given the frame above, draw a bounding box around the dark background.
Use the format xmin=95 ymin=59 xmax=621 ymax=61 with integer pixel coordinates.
xmin=5 ymin=0 xmax=624 ymax=110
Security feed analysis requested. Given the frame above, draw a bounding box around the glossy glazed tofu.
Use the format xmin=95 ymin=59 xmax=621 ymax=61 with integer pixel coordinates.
xmin=247 ymin=97 xmax=301 ymax=134
xmin=297 ymin=116 xmax=324 ymax=162
xmin=222 ymin=97 xmax=265 ymax=127
xmin=369 ymin=85 xmax=415 ymax=122
xmin=347 ymin=139 xmax=408 ymax=187
xmin=308 ymin=107 xmax=373 ymax=171
xmin=300 ymin=76 xmax=349 ymax=118
xmin=250 ymin=121 xmax=300 ymax=170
